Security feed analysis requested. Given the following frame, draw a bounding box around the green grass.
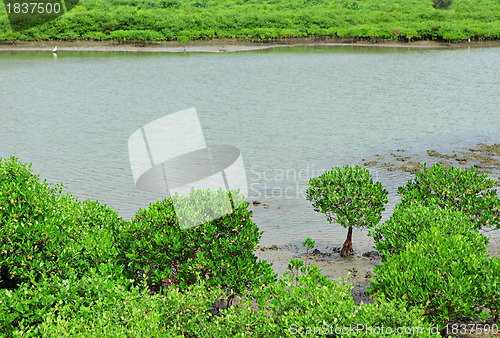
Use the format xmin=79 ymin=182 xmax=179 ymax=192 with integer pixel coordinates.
xmin=0 ymin=0 xmax=499 ymax=42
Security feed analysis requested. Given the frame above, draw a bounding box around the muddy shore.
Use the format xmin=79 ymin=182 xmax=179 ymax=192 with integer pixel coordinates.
xmin=1 ymin=37 xmax=499 ymax=53
xmin=254 ymin=237 xmax=500 ymax=304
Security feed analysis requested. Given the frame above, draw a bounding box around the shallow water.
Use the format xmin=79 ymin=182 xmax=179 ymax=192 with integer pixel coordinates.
xmin=1 ymin=46 xmax=499 ymax=251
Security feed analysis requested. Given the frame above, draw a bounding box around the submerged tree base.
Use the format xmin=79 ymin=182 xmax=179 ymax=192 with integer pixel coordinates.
xmin=341 ymin=240 xmax=354 ymax=257
xmin=341 ymin=226 xmax=355 ymax=257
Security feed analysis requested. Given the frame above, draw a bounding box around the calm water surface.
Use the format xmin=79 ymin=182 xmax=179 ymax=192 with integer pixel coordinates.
xmin=1 ymin=46 xmax=499 ymax=251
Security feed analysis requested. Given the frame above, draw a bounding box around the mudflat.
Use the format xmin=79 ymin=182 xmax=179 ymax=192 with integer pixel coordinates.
xmin=1 ymin=38 xmax=499 ymax=53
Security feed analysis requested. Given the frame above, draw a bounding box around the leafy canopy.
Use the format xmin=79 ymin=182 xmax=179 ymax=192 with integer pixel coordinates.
xmin=120 ymin=188 xmax=276 ymax=294
xmin=370 ymin=203 xmax=489 ymax=261
xmin=398 ymin=163 xmax=500 ymax=229
xmin=369 ymin=229 xmax=499 ymax=325
xmin=306 ymin=165 xmax=388 ymax=228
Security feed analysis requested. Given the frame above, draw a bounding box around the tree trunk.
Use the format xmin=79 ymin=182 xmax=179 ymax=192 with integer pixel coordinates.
xmin=341 ymin=226 xmax=354 ymax=257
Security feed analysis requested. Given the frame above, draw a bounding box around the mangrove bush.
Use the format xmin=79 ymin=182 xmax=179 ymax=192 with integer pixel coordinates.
xmin=369 ymin=229 xmax=500 ymax=327
xmin=0 ymin=155 xmax=124 ymax=289
xmin=120 ymin=188 xmax=276 ymax=294
xmin=370 ymin=203 xmax=489 ymax=261
xmin=306 ymin=165 xmax=388 ymax=257
xmin=398 ymin=163 xmax=500 ymax=230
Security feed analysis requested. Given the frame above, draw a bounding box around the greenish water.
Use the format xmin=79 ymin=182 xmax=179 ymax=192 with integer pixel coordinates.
xmin=1 ymin=46 xmax=499 ymax=250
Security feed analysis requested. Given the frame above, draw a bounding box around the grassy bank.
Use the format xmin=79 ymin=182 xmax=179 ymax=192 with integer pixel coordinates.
xmin=0 ymin=0 xmax=499 ymax=43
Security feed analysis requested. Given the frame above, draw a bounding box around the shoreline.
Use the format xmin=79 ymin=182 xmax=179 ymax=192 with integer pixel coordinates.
xmin=1 ymin=38 xmax=500 ymax=53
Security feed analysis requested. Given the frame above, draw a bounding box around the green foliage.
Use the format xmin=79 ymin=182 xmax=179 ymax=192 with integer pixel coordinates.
xmin=371 ymin=166 xmax=500 ymax=326
xmin=369 ymin=230 xmax=500 ymax=326
xmin=0 ymin=155 xmax=124 ymax=289
xmin=398 ymin=163 xmax=500 ymax=229
xmin=192 ymin=0 xmax=209 ymax=7
xmin=120 ymin=189 xmax=276 ymax=294
xmin=343 ymin=1 xmax=365 ymax=10
xmin=158 ymin=0 xmax=181 ymax=8
xmin=307 ymin=165 xmax=388 ymax=228
xmin=0 ymin=267 xmax=172 ymax=336
xmin=0 ymin=0 xmax=499 ymax=42
xmin=302 ymin=237 xmax=316 ymax=249
xmin=370 ymin=203 xmax=489 ymax=261
xmin=176 ymin=35 xmax=190 ymax=43
xmin=0 ymin=262 xmax=437 ymax=336
xmin=237 ymin=263 xmax=437 ymax=337
xmin=432 ymin=0 xmax=453 ymax=10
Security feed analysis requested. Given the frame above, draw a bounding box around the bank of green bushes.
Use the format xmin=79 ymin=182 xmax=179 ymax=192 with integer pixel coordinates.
xmin=1 ymin=263 xmax=437 ymax=337
xmin=368 ymin=164 xmax=500 ymax=329
xmin=369 ymin=204 xmax=500 ymax=325
xmin=305 ymin=163 xmax=500 ymax=331
xmin=398 ymin=163 xmax=500 ymax=229
xmin=370 ymin=203 xmax=490 ymax=260
xmin=0 ymin=155 xmax=434 ymax=336
xmin=0 ymin=0 xmax=499 ymax=42
xmin=1 ymin=156 xmax=499 ymax=336
xmin=370 ymin=229 xmax=500 ymax=326
xmin=0 ymin=156 xmax=125 ymax=290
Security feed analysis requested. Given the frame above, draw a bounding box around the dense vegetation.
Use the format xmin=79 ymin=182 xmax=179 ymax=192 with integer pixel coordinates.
xmin=398 ymin=163 xmax=500 ymax=230
xmin=1 ymin=157 xmax=499 ymax=336
xmin=369 ymin=164 xmax=500 ymax=330
xmin=0 ymin=0 xmax=499 ymax=43
xmin=0 ymin=156 xmax=433 ymax=336
xmin=121 ymin=188 xmax=276 ymax=294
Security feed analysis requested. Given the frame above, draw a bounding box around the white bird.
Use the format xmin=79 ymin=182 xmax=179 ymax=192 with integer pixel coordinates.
xmin=52 ymin=46 xmax=58 ymax=53
xmin=468 ymin=38 xmax=471 ymax=43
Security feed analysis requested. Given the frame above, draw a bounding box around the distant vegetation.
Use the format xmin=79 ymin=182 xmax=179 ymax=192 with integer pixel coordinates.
xmin=0 ymin=0 xmax=499 ymax=42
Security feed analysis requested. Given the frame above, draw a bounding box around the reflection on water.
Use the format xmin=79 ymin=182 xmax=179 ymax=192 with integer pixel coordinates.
xmin=1 ymin=46 xmax=499 ymax=250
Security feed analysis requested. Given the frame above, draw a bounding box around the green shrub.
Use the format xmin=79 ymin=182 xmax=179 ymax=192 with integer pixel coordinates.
xmin=2 ymin=0 xmax=500 ymax=43
xmin=82 ymin=31 xmax=109 ymax=40
xmin=1 ymin=261 xmax=438 ymax=337
xmin=369 ymin=230 xmax=500 ymax=327
xmin=343 ymin=1 xmax=364 ymax=10
xmin=432 ymin=0 xmax=452 ymax=10
xmin=206 ymin=263 xmax=438 ymax=337
xmin=120 ymin=189 xmax=276 ymax=294
xmin=177 ymin=35 xmax=190 ymax=43
xmin=306 ymin=165 xmax=388 ymax=257
xmin=0 ymin=266 xmax=169 ymax=337
xmin=158 ymin=0 xmax=180 ymax=8
xmin=398 ymin=163 xmax=500 ymax=230
xmin=0 ymin=156 xmax=124 ymax=289
xmin=370 ymin=203 xmax=489 ymax=261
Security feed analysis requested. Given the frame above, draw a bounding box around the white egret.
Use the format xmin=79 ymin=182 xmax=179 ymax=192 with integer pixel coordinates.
xmin=52 ymin=46 xmax=58 ymax=53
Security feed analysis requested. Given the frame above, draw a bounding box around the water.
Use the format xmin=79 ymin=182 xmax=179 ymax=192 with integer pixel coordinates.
xmin=1 ymin=46 xmax=499 ymax=251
